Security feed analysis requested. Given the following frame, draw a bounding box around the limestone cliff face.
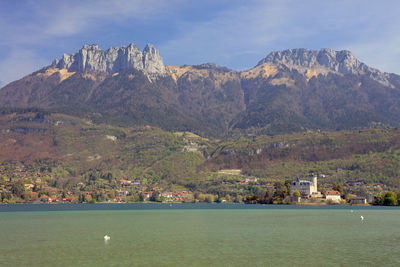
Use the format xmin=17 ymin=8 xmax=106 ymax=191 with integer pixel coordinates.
xmin=52 ymin=43 xmax=165 ymax=75
xmin=258 ymin=48 xmax=392 ymax=87
xmin=142 ymin=44 xmax=166 ymax=74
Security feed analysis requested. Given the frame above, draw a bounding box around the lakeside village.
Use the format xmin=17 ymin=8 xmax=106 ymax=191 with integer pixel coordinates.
xmin=1 ymin=164 xmax=399 ymax=206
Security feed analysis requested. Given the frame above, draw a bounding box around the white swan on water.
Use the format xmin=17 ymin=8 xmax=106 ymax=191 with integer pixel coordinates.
xmin=360 ymin=216 xmax=364 ymax=221
xmin=104 ymin=235 xmax=110 ymax=241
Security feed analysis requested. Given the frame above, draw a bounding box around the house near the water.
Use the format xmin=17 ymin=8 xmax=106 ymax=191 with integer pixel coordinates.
xmin=350 ymin=196 xmax=367 ymax=204
xmin=325 ymin=190 xmax=341 ymax=203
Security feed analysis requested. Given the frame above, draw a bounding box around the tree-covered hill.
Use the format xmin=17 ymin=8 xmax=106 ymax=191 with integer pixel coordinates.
xmin=1 ymin=110 xmax=400 ymax=203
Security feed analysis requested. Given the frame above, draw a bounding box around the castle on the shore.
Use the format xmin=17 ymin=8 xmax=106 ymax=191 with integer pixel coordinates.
xmin=290 ymin=174 xmax=322 ymax=198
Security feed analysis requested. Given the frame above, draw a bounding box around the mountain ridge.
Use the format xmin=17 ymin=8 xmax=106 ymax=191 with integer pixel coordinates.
xmin=257 ymin=48 xmax=392 ymax=87
xmin=1 ymin=44 xmax=400 ymax=136
xmin=51 ymin=43 xmax=166 ymax=75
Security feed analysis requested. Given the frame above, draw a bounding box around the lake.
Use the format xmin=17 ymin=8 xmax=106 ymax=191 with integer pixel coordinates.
xmin=0 ymin=203 xmax=399 ymax=266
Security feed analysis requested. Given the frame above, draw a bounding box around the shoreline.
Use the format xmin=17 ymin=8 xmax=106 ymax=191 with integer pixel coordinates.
xmin=0 ymin=201 xmax=373 ymax=207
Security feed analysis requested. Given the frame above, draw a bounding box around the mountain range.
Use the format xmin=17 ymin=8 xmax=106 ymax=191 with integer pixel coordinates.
xmin=1 ymin=43 xmax=400 ymax=136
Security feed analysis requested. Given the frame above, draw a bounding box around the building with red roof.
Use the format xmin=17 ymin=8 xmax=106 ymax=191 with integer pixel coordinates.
xmin=325 ymin=190 xmax=341 ymax=203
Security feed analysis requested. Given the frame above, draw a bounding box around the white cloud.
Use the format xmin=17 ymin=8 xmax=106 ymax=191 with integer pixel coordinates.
xmin=0 ymin=0 xmax=182 ymax=46
xmin=42 ymin=0 xmax=180 ymax=37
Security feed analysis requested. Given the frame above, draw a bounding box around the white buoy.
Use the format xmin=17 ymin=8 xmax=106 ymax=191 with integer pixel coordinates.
xmin=104 ymin=235 xmax=110 ymax=241
xmin=360 ymin=216 xmax=364 ymax=221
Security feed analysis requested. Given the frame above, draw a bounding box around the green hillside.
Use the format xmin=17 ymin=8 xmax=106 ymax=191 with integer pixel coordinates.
xmin=1 ymin=109 xmax=400 ymax=203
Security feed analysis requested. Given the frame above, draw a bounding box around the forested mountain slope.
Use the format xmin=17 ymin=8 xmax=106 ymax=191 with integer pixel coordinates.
xmin=2 ymin=45 xmax=400 ymax=136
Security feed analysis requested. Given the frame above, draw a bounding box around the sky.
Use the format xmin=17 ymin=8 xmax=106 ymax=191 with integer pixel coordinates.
xmin=1 ymin=0 xmax=400 ymax=87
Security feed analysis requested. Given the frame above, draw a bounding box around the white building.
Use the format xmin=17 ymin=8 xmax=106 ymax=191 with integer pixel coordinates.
xmin=325 ymin=190 xmax=341 ymax=203
xmin=290 ymin=176 xmax=320 ymax=198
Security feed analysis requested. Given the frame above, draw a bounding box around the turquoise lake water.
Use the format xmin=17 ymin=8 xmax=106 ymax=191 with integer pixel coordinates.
xmin=0 ymin=204 xmax=399 ymax=266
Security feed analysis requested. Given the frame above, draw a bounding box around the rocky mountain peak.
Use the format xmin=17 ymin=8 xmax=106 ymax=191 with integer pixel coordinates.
xmin=51 ymin=43 xmax=165 ymax=75
xmin=257 ymin=48 xmax=392 ymax=87
xmin=142 ymin=44 xmax=166 ymax=74
xmin=259 ymin=48 xmax=362 ymax=74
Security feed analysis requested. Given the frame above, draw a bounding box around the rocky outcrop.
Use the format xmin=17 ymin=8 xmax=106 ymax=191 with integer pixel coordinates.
xmin=142 ymin=44 xmax=166 ymax=74
xmin=52 ymin=43 xmax=166 ymax=75
xmin=258 ymin=48 xmax=392 ymax=87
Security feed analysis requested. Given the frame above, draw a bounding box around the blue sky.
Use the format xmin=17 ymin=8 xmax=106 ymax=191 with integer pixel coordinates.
xmin=1 ymin=0 xmax=400 ymax=87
